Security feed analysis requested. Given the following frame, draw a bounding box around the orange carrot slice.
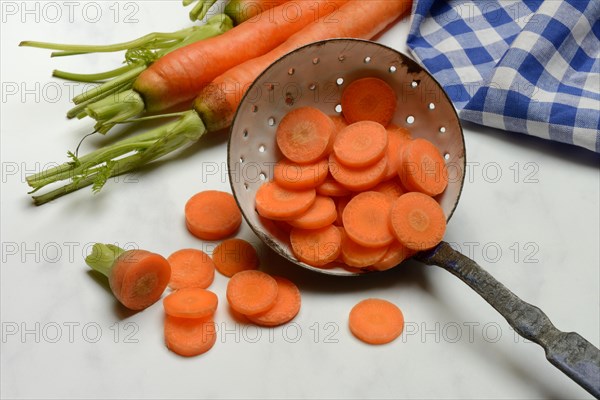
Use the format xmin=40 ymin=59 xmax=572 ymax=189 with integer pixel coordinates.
xmin=341 ymin=77 xmax=397 ymax=126
xmin=167 ymin=249 xmax=215 ymax=290
xmin=330 ymin=114 xmax=348 ymax=134
xmin=389 ymin=192 xmax=446 ymax=251
xmin=372 ymin=178 xmax=406 ymax=199
xmin=276 ymin=106 xmax=335 ymax=164
xmin=398 ymin=138 xmax=448 ymax=196
xmin=212 ymin=239 xmax=259 ymax=277
xmin=335 ymin=196 xmax=352 ymax=226
xmin=342 ymin=191 xmax=394 ymax=248
xmin=164 ymin=315 xmax=216 ymax=357
xmin=255 ymin=181 xmax=316 ymax=220
xmin=328 ymin=153 xmax=387 ymax=191
xmin=163 ymin=288 xmax=218 ymax=319
xmin=289 ymin=225 xmax=342 ymax=267
xmin=226 ymin=270 xmax=279 ymax=315
xmin=185 ymin=191 xmax=242 ymax=240
xmin=333 ymin=121 xmax=388 ymax=168
xmin=288 ymin=196 xmax=337 ymax=230
xmin=247 ymin=276 xmax=301 ymax=326
xmin=349 ymin=298 xmax=404 ymax=345
xmin=274 ymin=158 xmax=329 ymax=190
xmin=339 ymin=227 xmax=388 ymax=268
xmin=316 ymin=175 xmax=352 ymax=197
xmin=383 ymin=125 xmax=412 ymax=180
xmin=372 ymin=241 xmax=413 ymax=271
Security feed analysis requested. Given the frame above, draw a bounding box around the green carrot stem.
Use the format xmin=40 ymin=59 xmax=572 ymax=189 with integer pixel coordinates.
xmin=189 ymin=0 xmax=218 ymax=21
xmin=53 ymin=64 xmax=140 ymax=83
xmin=85 ymin=243 xmax=126 ymax=278
xmin=66 ymin=81 xmax=133 ymax=119
xmin=73 ymin=64 xmax=146 ymax=105
xmin=85 ymin=90 xmax=146 ymax=134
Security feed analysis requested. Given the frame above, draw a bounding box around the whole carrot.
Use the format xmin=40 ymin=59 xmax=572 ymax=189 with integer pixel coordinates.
xmin=195 ymin=0 xmax=413 ymax=131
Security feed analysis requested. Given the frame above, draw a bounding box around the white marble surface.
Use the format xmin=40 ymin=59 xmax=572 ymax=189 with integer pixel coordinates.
xmin=1 ymin=2 xmax=599 ymax=399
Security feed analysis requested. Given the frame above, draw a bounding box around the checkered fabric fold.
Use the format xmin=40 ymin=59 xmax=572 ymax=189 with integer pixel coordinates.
xmin=407 ymin=0 xmax=600 ymax=153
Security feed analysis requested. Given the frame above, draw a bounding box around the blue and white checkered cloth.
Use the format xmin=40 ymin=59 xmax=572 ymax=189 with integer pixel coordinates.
xmin=407 ymin=0 xmax=600 ymax=153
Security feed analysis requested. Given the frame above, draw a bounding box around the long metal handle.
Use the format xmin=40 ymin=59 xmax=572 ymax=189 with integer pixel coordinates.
xmin=416 ymin=241 xmax=600 ymax=398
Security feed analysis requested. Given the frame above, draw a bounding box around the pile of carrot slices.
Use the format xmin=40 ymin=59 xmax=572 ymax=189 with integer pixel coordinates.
xmin=255 ymin=77 xmax=449 ymax=271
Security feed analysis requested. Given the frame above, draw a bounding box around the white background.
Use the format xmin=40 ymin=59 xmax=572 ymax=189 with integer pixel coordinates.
xmin=1 ymin=1 xmax=599 ymax=399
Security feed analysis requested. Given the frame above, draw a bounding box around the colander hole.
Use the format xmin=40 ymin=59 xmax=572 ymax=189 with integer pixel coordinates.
xmin=243 ymin=129 xmax=248 ymax=138
xmin=252 ymin=105 xmax=258 ymax=113
xmin=312 ymin=57 xmax=320 ymax=64
xmin=364 ymin=56 xmax=371 ymax=63
xmin=444 ymin=153 xmax=450 ymax=160
xmin=406 ymin=115 xmax=415 ymax=124
xmin=259 ymin=144 xmax=266 ymax=153
xmin=335 ymin=104 xmax=342 ymax=113
xmin=285 ymin=95 xmax=294 ymax=106
xmin=267 ymin=83 xmax=274 ymax=91
xmin=309 ymin=82 xmax=317 ymax=91
xmin=259 ymin=172 xmax=267 ymax=181
xmin=338 ymin=54 xmax=345 ymax=62
xmin=268 ymin=117 xmax=276 ymax=126
xmin=439 ymin=126 xmax=446 ymax=133
xmin=239 ymin=156 xmax=245 ymax=164
xmin=244 ymin=183 xmax=249 ymax=190
xmin=336 ymin=77 xmax=344 ymax=86
xmin=389 ymin=65 xmax=397 ymax=73
xmin=429 ymin=102 xmax=436 ymax=110
xmin=411 ymin=80 xmax=419 ymax=88
xmin=288 ymin=68 xmax=295 ymax=75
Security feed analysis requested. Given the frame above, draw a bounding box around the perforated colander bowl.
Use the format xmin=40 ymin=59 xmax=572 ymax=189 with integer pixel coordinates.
xmin=228 ymin=39 xmax=465 ymax=276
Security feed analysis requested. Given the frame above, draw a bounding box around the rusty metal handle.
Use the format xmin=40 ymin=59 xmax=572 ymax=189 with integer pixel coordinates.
xmin=416 ymin=241 xmax=600 ymax=398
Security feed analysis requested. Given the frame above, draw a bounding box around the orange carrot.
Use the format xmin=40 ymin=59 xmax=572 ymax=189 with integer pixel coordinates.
xmin=398 ymin=138 xmax=448 ymax=196
xmin=335 ymin=196 xmax=352 ymax=226
xmin=274 ymin=158 xmax=329 ymax=190
xmin=255 ymin=181 xmax=316 ymax=220
xmin=137 ymin=0 xmax=348 ymax=112
xmin=167 ymin=249 xmax=215 ymax=290
xmin=185 ymin=191 xmax=242 ymax=240
xmin=276 ymin=107 xmax=335 ymax=164
xmin=290 ymin=225 xmax=342 ymax=267
xmin=316 ymin=176 xmax=352 ymax=197
xmin=372 ymin=241 xmax=413 ymax=271
xmin=333 ymin=121 xmax=388 ymax=168
xmin=195 ymin=0 xmax=412 ymax=131
xmin=329 ymin=153 xmax=387 ymax=191
xmin=86 ymin=244 xmax=171 ymax=311
xmin=349 ymin=298 xmax=404 ymax=345
xmin=341 ymin=77 xmax=397 ymax=126
xmin=163 ymin=288 xmax=218 ymax=319
xmin=212 ymin=239 xmax=259 ymax=277
xmin=372 ymin=178 xmax=406 ymax=199
xmin=389 ymin=192 xmax=446 ymax=251
xmin=342 ymin=191 xmax=394 ymax=248
xmin=383 ymin=125 xmax=412 ymax=180
xmin=226 ymin=270 xmax=278 ymax=315
xmin=247 ymin=276 xmax=301 ymax=326
xmin=288 ymin=196 xmax=337 ymax=230
xmin=339 ymin=228 xmax=388 ymax=268
xmin=164 ymin=315 xmax=216 ymax=357
xmin=330 ymin=115 xmax=349 ymax=134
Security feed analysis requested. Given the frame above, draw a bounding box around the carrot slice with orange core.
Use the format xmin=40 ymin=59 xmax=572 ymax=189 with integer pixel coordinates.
xmin=276 ymin=106 xmax=335 ymax=164
xmin=226 ymin=270 xmax=278 ymax=315
xmin=163 ymin=288 xmax=218 ymax=319
xmin=372 ymin=241 xmax=414 ymax=271
xmin=164 ymin=315 xmax=216 ymax=357
xmin=255 ymin=181 xmax=316 ymax=220
xmin=333 ymin=121 xmax=387 ymax=168
xmin=339 ymin=227 xmax=388 ymax=268
xmin=349 ymin=298 xmax=404 ymax=345
xmin=274 ymin=158 xmax=329 ymax=190
xmin=316 ymin=175 xmax=352 ymax=197
xmin=342 ymin=191 xmax=394 ymax=248
xmin=212 ymin=238 xmax=259 ymax=277
xmin=389 ymin=192 xmax=446 ymax=251
xmin=290 ymin=225 xmax=341 ymax=267
xmin=341 ymin=77 xmax=397 ymax=126
xmin=288 ymin=196 xmax=337 ymax=230
xmin=399 ymin=138 xmax=448 ymax=196
xmin=247 ymin=276 xmax=301 ymax=326
xmin=185 ymin=191 xmax=242 ymax=240
xmin=167 ymin=249 xmax=215 ymax=290
xmin=329 ymin=153 xmax=387 ymax=191
xmin=372 ymin=178 xmax=406 ymax=199
xmin=384 ymin=125 xmax=412 ymax=180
